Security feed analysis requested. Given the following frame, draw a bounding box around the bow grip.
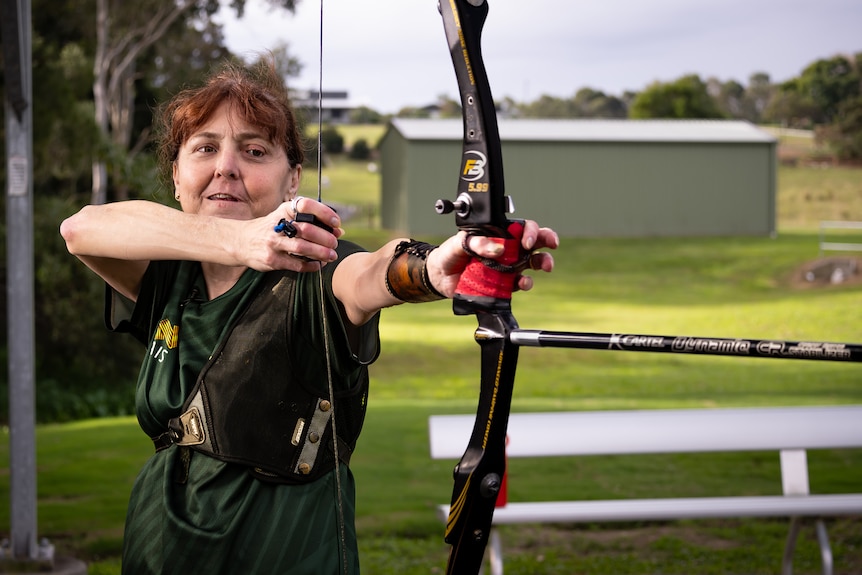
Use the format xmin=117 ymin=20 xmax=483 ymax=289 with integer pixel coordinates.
xmin=455 ymin=220 xmax=526 ymax=304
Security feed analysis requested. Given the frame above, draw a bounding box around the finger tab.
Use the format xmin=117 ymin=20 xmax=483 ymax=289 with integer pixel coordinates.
xmin=294 ymin=212 xmax=334 ymax=234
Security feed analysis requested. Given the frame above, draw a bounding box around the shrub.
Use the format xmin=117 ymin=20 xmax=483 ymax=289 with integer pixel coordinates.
xmin=349 ymin=138 xmax=371 ymax=160
xmin=320 ymin=126 xmax=344 ymax=155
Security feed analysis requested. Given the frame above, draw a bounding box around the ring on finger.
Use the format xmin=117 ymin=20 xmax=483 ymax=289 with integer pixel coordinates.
xmin=289 ymin=195 xmax=306 ymax=217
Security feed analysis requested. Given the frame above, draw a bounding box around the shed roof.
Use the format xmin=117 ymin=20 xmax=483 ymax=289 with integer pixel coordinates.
xmin=388 ymin=118 xmax=776 ymax=144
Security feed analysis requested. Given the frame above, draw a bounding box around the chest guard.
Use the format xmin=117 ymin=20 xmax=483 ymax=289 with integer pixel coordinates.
xmin=156 ymin=270 xmax=368 ymax=484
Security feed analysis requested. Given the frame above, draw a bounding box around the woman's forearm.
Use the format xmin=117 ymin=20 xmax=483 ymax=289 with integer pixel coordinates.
xmin=61 ymin=201 xmax=244 ymax=265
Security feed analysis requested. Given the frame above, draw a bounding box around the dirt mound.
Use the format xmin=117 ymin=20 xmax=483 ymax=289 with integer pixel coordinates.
xmin=789 ymin=256 xmax=862 ymax=289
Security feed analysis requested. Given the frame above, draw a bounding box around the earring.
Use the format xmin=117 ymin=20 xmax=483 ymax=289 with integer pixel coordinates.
xmin=175 ymin=193 xmax=180 ymax=201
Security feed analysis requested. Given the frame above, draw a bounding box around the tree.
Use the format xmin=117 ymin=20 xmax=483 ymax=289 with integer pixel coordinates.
xmin=768 ymin=55 xmax=860 ymax=129
xmin=350 ymin=106 xmax=384 ymax=124
xmin=92 ymin=0 xmax=193 ymax=204
xmin=572 ymin=87 xmax=627 ymax=118
xmin=497 ymin=96 xmax=521 ymax=119
xmin=707 ymin=77 xmax=745 ymax=118
xmin=267 ymin=40 xmax=303 ymax=84
xmin=519 ymin=94 xmax=577 ymax=118
xmin=0 ymin=0 xmax=306 ymax=421
xmin=30 ymin=37 xmax=100 ymax=195
xmin=436 ymin=94 xmax=462 ymax=118
xmin=91 ymin=0 xmax=301 ymax=204
xmin=31 ymin=196 xmax=142 ymax=421
xmin=797 ymin=55 xmax=860 ymax=124
xmin=762 ymin=87 xmax=819 ymax=128
xmin=348 ymin=138 xmax=371 ymax=161
xmin=819 ymin=96 xmax=862 ymax=160
xmin=320 ymin=126 xmax=344 ymax=155
xmin=395 ymin=106 xmax=431 ymax=118
xmin=742 ymin=72 xmax=774 ymax=123
xmin=629 ymin=75 xmax=724 ymax=119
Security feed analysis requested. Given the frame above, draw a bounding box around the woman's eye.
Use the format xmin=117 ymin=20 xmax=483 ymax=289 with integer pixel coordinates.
xmin=247 ymin=148 xmax=266 ymax=158
xmin=196 ymin=144 xmax=216 ymax=153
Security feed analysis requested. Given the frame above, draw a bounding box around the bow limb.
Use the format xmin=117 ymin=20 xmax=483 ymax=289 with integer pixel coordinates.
xmin=436 ymin=1 xmax=524 ymax=572
xmin=435 ymin=0 xmax=511 ymax=235
xmin=443 ymin=311 xmax=519 ymax=574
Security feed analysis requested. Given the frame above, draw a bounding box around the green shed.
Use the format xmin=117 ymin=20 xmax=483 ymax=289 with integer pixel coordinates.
xmin=379 ymin=119 xmax=777 ymax=238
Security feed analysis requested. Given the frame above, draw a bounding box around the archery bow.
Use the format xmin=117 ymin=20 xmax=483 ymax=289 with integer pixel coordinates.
xmin=435 ymin=1 xmax=525 ymax=572
xmin=431 ymin=3 xmax=862 ymax=574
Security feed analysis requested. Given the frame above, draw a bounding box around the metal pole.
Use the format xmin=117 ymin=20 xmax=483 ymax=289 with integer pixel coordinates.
xmin=2 ymin=0 xmax=39 ymax=563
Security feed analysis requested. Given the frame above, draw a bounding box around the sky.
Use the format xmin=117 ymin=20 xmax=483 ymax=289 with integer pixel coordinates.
xmin=216 ymin=0 xmax=862 ymax=114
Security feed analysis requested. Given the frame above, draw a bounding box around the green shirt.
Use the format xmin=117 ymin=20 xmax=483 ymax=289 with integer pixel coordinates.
xmin=110 ymin=245 xmax=379 ymax=575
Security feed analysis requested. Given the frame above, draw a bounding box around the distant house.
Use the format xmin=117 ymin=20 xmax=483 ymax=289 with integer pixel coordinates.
xmin=420 ymin=104 xmax=442 ymax=118
xmin=290 ymin=90 xmax=357 ymax=124
xmin=379 ymin=119 xmax=777 ymax=238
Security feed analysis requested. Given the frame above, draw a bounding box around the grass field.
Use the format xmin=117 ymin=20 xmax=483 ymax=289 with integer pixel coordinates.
xmin=1 ymin=139 xmax=861 ymax=573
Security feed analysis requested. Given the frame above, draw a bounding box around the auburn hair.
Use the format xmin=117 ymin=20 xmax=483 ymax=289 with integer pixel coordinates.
xmin=155 ymin=58 xmax=305 ymax=188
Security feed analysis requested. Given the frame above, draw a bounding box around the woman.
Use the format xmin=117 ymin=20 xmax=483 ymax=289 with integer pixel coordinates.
xmin=60 ymin=60 xmax=557 ymax=574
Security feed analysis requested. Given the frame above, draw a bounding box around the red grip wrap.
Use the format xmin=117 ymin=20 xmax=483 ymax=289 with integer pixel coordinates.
xmin=455 ymin=221 xmax=525 ymax=301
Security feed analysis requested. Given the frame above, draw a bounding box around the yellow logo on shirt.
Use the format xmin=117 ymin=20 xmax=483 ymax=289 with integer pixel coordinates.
xmin=155 ymin=319 xmax=179 ymax=349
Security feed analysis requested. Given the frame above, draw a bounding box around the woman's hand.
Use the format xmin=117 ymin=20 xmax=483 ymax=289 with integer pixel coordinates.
xmin=426 ymin=220 xmax=559 ymax=298
xmin=237 ymin=197 xmax=343 ymax=272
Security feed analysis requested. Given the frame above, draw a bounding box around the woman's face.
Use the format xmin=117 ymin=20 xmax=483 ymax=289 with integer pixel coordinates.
xmin=173 ymin=102 xmax=301 ymax=220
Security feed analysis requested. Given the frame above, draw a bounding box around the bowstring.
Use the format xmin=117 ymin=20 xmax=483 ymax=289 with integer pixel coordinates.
xmin=314 ymin=1 xmax=350 ymax=573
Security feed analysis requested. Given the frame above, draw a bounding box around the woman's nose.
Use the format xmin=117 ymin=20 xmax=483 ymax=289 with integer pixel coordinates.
xmin=215 ymin=150 xmax=239 ymax=178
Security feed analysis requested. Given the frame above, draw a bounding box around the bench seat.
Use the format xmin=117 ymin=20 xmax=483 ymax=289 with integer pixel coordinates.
xmin=430 ymin=406 xmax=862 ymax=575
xmin=438 ymin=493 xmax=862 ymax=525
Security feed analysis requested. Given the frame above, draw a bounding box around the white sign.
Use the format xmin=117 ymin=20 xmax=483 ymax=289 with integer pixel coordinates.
xmin=8 ymin=155 xmax=29 ymax=197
